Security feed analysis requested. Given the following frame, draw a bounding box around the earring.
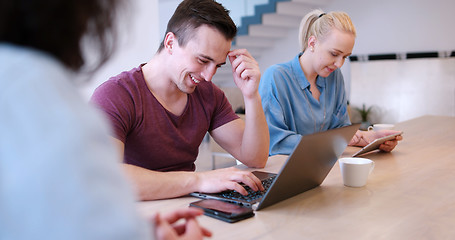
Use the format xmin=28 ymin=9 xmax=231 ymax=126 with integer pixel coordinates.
xmin=310 ymin=47 xmax=314 ymax=52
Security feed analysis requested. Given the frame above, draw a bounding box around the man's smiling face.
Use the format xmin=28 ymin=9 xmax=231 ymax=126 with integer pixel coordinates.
xmin=170 ymin=25 xmax=231 ymax=94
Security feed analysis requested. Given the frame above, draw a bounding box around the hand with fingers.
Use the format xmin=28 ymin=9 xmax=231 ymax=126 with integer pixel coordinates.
xmin=228 ymin=49 xmax=261 ymax=99
xmin=351 ymin=130 xmax=403 ymax=152
xmin=195 ymin=167 xmax=264 ymax=196
xmin=372 ymin=130 xmax=403 ymax=152
xmin=153 ymin=207 xmax=212 ymax=240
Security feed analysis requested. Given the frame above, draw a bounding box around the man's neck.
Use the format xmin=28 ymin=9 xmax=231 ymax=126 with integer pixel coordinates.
xmin=141 ymin=55 xmax=188 ymax=116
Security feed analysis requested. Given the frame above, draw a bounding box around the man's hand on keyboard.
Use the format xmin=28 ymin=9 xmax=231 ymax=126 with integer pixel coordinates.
xmin=195 ymin=167 xmax=265 ymax=195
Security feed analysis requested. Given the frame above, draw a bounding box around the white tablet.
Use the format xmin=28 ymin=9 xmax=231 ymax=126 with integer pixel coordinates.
xmin=352 ymin=131 xmax=403 ymax=157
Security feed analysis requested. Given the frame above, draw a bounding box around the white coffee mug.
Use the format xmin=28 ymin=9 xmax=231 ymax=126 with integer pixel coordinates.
xmin=339 ymin=157 xmax=375 ymax=187
xmin=368 ymin=123 xmax=394 ymax=131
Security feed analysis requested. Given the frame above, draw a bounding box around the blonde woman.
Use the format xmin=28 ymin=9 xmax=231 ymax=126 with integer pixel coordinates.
xmin=258 ymin=9 xmax=402 ymax=156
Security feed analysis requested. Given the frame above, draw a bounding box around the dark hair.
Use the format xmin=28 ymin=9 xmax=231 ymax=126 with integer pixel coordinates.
xmin=157 ymin=0 xmax=237 ymax=52
xmin=0 ymin=0 xmax=121 ymax=72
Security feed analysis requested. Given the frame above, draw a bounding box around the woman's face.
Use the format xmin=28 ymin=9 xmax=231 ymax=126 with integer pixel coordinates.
xmin=311 ymin=28 xmax=355 ymax=77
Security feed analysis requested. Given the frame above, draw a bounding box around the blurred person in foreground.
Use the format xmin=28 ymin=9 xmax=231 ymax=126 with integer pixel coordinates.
xmin=0 ymin=0 xmax=210 ymax=239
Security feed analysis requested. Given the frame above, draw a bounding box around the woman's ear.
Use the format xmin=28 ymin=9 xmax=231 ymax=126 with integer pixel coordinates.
xmin=308 ymin=36 xmax=317 ymax=52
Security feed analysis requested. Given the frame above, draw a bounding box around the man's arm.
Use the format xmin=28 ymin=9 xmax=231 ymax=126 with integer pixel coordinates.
xmin=112 ymin=138 xmax=264 ymax=201
xmin=209 ymin=103 xmax=268 ymax=168
xmin=209 ymin=49 xmax=269 ymax=168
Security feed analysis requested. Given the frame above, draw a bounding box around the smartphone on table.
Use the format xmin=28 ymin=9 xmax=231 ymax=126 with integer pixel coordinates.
xmin=189 ymin=199 xmax=254 ymax=223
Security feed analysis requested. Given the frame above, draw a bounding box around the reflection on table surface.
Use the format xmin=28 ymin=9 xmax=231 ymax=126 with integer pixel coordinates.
xmin=137 ymin=115 xmax=455 ymax=240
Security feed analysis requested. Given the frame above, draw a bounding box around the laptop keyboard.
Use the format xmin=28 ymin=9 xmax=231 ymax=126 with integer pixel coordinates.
xmin=217 ymin=175 xmax=276 ymax=202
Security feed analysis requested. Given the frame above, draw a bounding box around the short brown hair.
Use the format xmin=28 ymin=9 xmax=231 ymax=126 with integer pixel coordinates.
xmin=157 ymin=0 xmax=237 ymax=52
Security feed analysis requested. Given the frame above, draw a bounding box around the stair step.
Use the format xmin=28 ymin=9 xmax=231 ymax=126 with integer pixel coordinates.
xmin=248 ymin=25 xmax=290 ymax=38
xmin=276 ymin=2 xmax=316 ymax=17
xmin=261 ymin=13 xmax=302 ymax=28
xmin=243 ymin=46 xmax=269 ymax=57
xmin=291 ymin=0 xmax=332 ymax=5
xmin=235 ymin=35 xmax=277 ymax=48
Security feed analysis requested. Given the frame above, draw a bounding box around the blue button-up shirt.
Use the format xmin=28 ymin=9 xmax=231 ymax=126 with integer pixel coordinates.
xmin=259 ymin=53 xmax=351 ymax=156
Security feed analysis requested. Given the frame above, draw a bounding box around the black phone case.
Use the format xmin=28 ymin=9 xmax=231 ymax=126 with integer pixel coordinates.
xmin=202 ymin=209 xmax=254 ymax=223
xmin=190 ymin=200 xmax=255 ymax=223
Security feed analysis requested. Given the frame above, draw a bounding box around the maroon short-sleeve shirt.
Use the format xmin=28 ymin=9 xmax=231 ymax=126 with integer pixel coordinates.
xmin=91 ymin=65 xmax=238 ymax=171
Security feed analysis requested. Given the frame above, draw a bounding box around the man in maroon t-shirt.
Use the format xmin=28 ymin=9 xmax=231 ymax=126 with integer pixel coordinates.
xmin=91 ymin=0 xmax=269 ymax=201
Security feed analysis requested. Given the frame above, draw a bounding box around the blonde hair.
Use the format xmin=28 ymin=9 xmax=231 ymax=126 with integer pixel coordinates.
xmin=298 ymin=9 xmax=356 ymax=52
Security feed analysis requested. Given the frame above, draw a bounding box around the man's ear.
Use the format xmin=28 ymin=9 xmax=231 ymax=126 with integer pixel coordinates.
xmin=164 ymin=32 xmax=176 ymax=53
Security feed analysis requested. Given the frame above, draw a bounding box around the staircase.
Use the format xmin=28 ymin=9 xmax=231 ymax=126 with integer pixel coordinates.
xmin=213 ymin=0 xmax=331 ymax=86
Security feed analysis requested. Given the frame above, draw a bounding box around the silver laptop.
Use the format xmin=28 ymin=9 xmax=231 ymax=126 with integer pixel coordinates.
xmin=191 ymin=124 xmax=359 ymax=211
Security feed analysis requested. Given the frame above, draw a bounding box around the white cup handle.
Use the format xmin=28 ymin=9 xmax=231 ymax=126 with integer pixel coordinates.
xmin=367 ymin=126 xmax=374 ymax=131
xmin=369 ymin=161 xmax=375 ymax=175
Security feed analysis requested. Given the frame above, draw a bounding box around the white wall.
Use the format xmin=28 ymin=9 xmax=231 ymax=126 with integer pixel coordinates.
xmin=93 ymin=0 xmax=455 ymax=86
xmin=87 ymin=0 xmax=455 ymax=123
xmin=78 ymin=0 xmax=160 ymax=99
xmin=256 ymin=0 xmax=455 ymax=70
xmin=158 ymin=0 xmax=179 ymax=42
xmin=327 ymin=0 xmax=455 ymax=55
xmin=350 ymin=58 xmax=455 ymax=123
xmin=325 ymin=0 xmax=455 ymax=123
xmin=255 ymin=0 xmax=455 ymax=123
xmin=260 ymin=0 xmax=455 ymax=58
